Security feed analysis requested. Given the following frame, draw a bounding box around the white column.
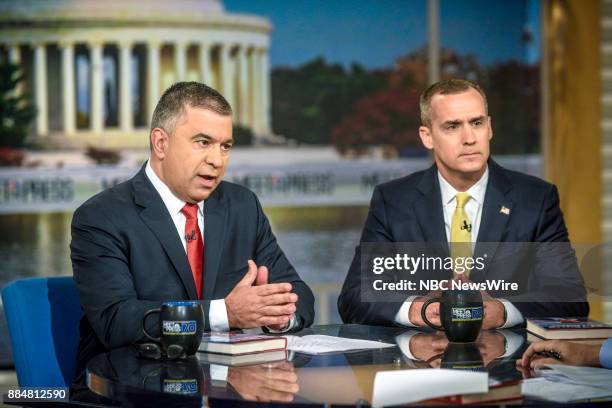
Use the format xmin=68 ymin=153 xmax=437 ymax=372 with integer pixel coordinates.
xmin=147 ymin=41 xmax=161 ymax=123
xmin=60 ymin=42 xmax=76 ymax=136
xmin=260 ymin=48 xmax=270 ymax=135
xmin=237 ymin=46 xmax=249 ymax=126
xmin=250 ymin=49 xmax=261 ymax=134
xmin=199 ymin=42 xmax=212 ymax=85
xmin=8 ymin=45 xmax=21 ymax=64
xmin=119 ymin=41 xmax=133 ymax=132
xmin=90 ymin=42 xmax=104 ymax=134
xmin=175 ymin=41 xmax=187 ymax=82
xmin=8 ymin=45 xmax=22 ymax=96
xmin=219 ymin=44 xmax=233 ymax=108
xmin=33 ymin=43 xmax=48 ymax=135
xmin=248 ymin=48 xmax=258 ymax=132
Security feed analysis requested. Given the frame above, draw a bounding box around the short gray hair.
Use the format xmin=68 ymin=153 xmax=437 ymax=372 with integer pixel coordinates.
xmin=419 ymin=79 xmax=487 ymax=127
xmin=150 ymin=81 xmax=232 ymax=137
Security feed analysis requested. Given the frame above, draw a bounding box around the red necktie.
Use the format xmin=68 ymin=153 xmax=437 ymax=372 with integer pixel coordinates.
xmin=181 ymin=203 xmax=203 ymax=299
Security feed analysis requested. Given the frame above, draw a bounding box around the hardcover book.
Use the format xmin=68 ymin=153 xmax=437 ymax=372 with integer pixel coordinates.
xmin=197 ymin=349 xmax=287 ymax=366
xmin=527 ymin=318 xmax=612 ymax=340
xmin=198 ymin=331 xmax=287 ymax=355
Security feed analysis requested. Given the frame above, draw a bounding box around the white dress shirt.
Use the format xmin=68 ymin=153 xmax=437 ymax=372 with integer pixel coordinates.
xmin=394 ymin=166 xmax=524 ymax=328
xmin=145 ymin=161 xmax=230 ymax=331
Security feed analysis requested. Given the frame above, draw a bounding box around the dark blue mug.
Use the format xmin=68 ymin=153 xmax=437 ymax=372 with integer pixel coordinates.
xmin=421 ymin=290 xmax=483 ymax=343
xmin=143 ymin=301 xmax=204 ymax=358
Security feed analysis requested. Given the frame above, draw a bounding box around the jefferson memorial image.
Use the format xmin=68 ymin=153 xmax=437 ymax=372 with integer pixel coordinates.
xmin=0 ymin=0 xmax=272 ymax=148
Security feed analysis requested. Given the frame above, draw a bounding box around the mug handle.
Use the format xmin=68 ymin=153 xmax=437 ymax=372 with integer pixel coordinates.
xmin=421 ymin=297 xmax=444 ymax=331
xmin=143 ymin=308 xmax=161 ymax=342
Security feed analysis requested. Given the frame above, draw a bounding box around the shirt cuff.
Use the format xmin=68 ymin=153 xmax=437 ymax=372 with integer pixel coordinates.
xmin=599 ymin=338 xmax=612 ymax=369
xmin=395 ymin=331 xmax=419 ymax=360
xmin=266 ymin=314 xmax=298 ymax=333
xmin=498 ymin=299 xmax=524 ymax=328
xmin=209 ymin=299 xmax=230 ymax=331
xmin=498 ymin=329 xmax=524 ymax=358
xmin=394 ymin=297 xmax=419 ymax=327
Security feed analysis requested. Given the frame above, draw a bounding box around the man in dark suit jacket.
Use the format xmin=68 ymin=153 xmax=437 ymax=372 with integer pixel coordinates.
xmin=71 ymin=82 xmax=314 ymax=380
xmin=338 ymin=79 xmax=588 ymax=329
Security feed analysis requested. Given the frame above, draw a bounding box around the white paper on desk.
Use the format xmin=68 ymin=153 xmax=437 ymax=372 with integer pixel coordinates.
xmin=541 ymin=364 xmax=612 ymax=388
xmin=522 ymin=377 xmax=612 ymax=403
xmin=371 ymin=369 xmax=488 ymax=407
xmin=284 ymin=335 xmax=394 ymax=354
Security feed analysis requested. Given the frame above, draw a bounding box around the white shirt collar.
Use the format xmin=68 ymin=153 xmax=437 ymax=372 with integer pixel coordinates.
xmin=145 ymin=159 xmax=204 ymax=217
xmin=438 ymin=166 xmax=489 ymax=206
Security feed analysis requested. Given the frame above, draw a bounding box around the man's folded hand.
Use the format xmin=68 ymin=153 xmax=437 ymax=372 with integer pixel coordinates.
xmin=225 ymin=260 xmax=297 ymax=329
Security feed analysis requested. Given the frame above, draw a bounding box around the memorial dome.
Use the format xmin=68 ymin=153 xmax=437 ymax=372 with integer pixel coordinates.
xmin=0 ymin=0 xmax=227 ymax=23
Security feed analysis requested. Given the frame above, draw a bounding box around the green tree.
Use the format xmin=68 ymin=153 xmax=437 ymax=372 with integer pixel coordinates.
xmin=271 ymin=58 xmax=387 ymax=144
xmin=0 ymin=61 xmax=36 ymax=148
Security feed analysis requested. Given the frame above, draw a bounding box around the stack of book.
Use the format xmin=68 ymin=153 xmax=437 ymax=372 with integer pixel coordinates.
xmin=527 ymin=318 xmax=612 ymax=340
xmin=198 ymin=332 xmax=287 ymax=366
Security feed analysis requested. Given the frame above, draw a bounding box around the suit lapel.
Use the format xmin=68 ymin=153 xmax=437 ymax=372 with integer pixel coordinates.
xmin=202 ymin=183 xmax=228 ymax=300
xmin=132 ymin=167 xmax=198 ymax=299
xmin=413 ymin=164 xmax=449 ymax=256
xmin=472 ymin=160 xmax=514 ymax=280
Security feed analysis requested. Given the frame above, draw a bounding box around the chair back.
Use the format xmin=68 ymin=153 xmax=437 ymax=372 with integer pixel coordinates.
xmin=2 ymin=276 xmax=82 ymax=387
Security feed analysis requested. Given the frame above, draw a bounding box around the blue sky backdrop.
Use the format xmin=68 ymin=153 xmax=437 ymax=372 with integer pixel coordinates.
xmin=224 ymin=0 xmax=540 ymax=69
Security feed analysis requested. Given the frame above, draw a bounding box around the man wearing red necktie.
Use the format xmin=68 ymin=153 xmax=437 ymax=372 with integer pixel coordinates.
xmin=71 ymin=82 xmax=314 ymax=377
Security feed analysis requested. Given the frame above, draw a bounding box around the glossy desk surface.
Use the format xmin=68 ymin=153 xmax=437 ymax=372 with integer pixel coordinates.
xmin=85 ymin=324 xmax=609 ymax=407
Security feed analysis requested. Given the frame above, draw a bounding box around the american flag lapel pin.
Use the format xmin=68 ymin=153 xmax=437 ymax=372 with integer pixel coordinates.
xmin=500 ymin=206 xmax=510 ymax=215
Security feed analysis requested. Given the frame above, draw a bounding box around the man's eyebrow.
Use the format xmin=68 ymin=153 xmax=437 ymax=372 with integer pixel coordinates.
xmin=441 ymin=116 xmax=486 ymax=126
xmin=191 ymin=133 xmax=213 ymax=140
xmin=469 ymin=115 xmax=487 ymax=122
xmin=442 ymin=119 xmax=462 ymax=126
xmin=191 ymin=133 xmax=234 ymax=144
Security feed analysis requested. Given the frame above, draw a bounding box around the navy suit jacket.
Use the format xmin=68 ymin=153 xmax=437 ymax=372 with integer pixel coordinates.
xmin=71 ymin=166 xmax=315 ymax=377
xmin=338 ymin=160 xmax=589 ymax=325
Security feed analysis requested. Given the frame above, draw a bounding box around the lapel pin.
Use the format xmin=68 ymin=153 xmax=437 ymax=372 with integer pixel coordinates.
xmin=500 ymin=206 xmax=510 ymax=216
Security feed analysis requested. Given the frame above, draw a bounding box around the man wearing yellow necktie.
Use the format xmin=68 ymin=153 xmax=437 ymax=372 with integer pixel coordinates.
xmin=338 ymin=79 xmax=588 ymax=330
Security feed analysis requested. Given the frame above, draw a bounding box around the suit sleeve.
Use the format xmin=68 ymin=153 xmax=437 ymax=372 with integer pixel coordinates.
xmin=251 ymin=193 xmax=315 ymax=330
xmin=508 ymin=185 xmax=589 ymax=318
xmin=337 ymin=186 xmax=406 ymax=325
xmin=600 ymin=339 xmax=612 ymax=369
xmin=71 ymin=204 xmax=212 ymax=348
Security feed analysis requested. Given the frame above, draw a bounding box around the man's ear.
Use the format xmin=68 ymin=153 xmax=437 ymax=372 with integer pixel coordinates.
xmin=419 ymin=125 xmax=434 ymax=150
xmin=487 ymin=116 xmax=493 ymax=141
xmin=150 ymin=128 xmax=168 ymax=160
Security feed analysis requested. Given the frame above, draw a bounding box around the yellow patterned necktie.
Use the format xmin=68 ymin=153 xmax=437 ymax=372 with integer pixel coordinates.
xmin=450 ymin=192 xmax=472 ymax=277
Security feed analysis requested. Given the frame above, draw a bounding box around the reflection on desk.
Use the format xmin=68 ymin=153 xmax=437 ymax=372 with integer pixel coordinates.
xmin=83 ymin=324 xmax=612 ymax=407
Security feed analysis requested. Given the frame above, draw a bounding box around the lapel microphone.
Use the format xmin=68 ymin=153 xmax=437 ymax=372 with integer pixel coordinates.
xmin=185 ymin=229 xmax=196 ymax=242
xmin=461 ymin=220 xmax=472 ymax=233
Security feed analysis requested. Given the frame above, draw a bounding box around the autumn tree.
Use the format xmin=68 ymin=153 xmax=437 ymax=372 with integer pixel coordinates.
xmin=331 ymin=88 xmax=423 ymax=155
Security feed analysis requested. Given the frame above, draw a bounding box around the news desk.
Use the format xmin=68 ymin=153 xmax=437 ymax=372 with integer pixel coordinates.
xmin=84 ymin=324 xmax=611 ymax=407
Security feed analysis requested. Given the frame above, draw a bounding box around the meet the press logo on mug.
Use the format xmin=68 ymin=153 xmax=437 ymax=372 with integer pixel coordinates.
xmin=163 ymin=379 xmax=198 ymax=394
xmin=451 ymin=307 xmax=483 ymax=322
xmin=162 ymin=320 xmax=197 ymax=335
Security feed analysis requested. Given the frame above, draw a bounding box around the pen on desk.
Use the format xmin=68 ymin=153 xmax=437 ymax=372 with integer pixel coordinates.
xmin=535 ymin=350 xmax=562 ymax=360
